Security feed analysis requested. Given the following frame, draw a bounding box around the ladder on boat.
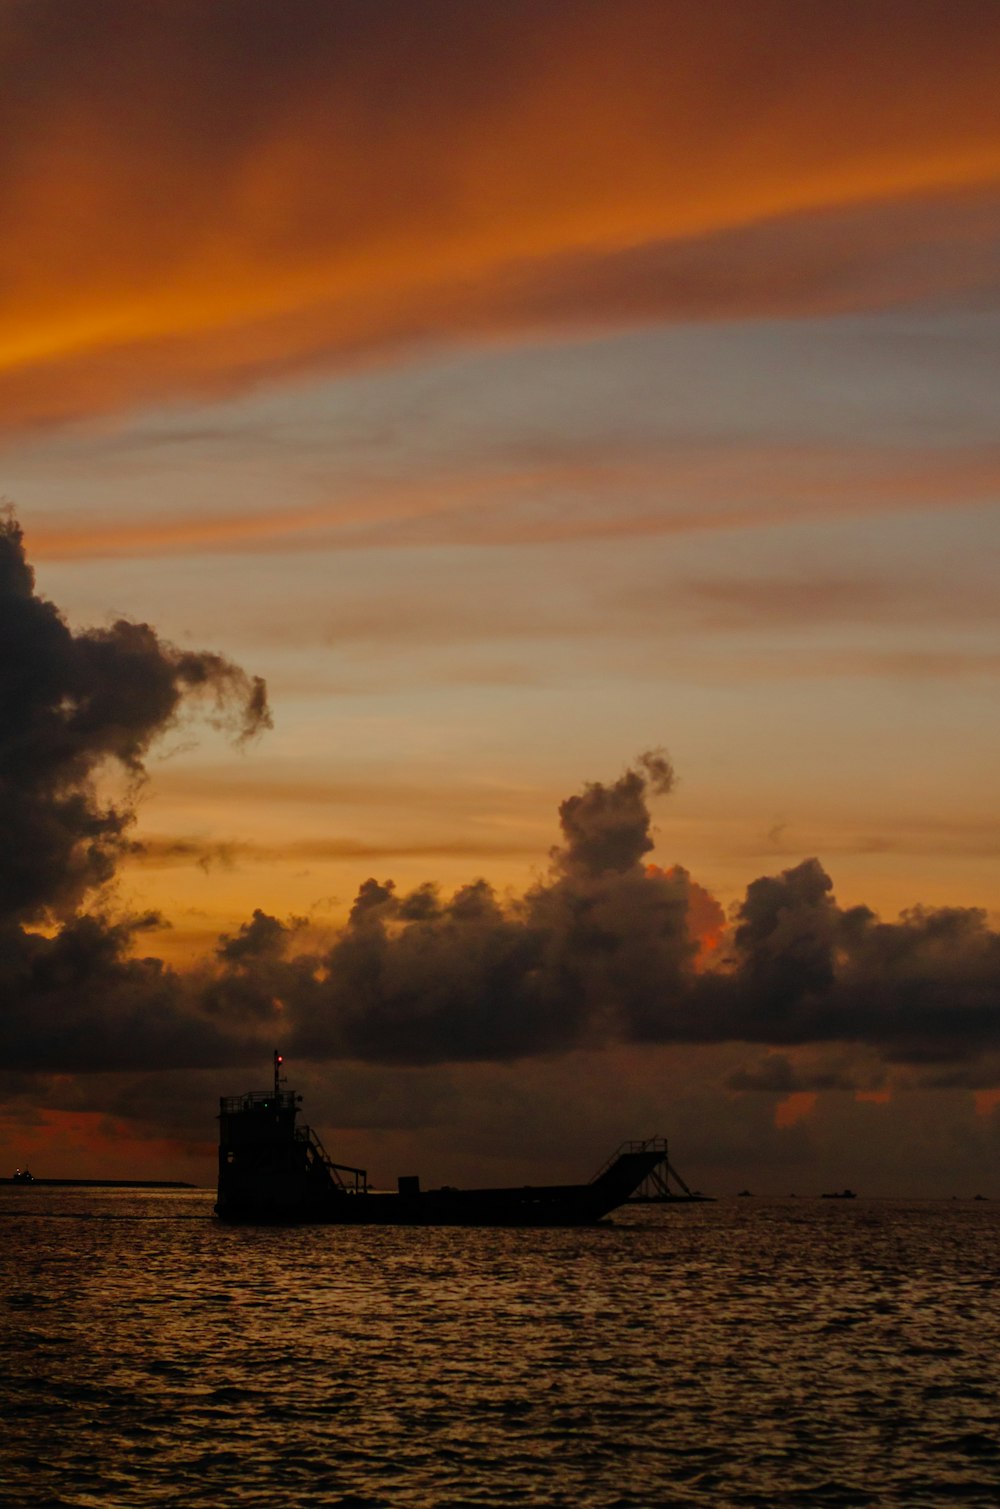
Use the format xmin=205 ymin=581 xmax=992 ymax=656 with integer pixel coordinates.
xmin=592 ymin=1135 xmax=708 ymax=1202
xmin=296 ymin=1124 xmax=368 ymax=1194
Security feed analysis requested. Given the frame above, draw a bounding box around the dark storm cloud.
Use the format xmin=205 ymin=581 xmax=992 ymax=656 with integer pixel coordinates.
xmin=274 ymin=752 xmax=694 ymax=1065
xmin=0 ymin=912 xmax=239 ymax=1073
xmin=659 ymin=864 xmax=1000 ymax=1070
xmin=1 ymin=510 xmax=997 ymax=1079
xmin=232 ymin=779 xmax=999 ymax=1078
xmin=0 ymin=512 xmax=269 ymax=923
xmin=0 ymin=512 xmax=271 ymax=1071
xmin=726 ymin=1054 xmax=857 ymax=1094
xmin=555 ymin=749 xmax=673 ymax=877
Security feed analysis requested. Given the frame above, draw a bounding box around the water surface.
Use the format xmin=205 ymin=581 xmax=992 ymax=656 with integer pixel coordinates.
xmin=3 ymin=1190 xmax=997 ymax=1506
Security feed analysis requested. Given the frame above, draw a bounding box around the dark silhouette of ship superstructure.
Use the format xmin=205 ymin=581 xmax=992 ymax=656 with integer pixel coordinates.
xmin=216 ymin=1053 xmax=696 ymax=1226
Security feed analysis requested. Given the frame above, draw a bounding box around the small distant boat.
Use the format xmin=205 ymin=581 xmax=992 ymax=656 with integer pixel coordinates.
xmin=11 ymin=1168 xmax=34 ymax=1184
xmin=737 ymin=1189 xmax=752 ymax=1197
xmin=821 ymin=1188 xmax=857 ymax=1199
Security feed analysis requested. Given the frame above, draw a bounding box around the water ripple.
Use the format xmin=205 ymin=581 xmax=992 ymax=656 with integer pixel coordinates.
xmin=2 ymin=1191 xmax=998 ymax=1505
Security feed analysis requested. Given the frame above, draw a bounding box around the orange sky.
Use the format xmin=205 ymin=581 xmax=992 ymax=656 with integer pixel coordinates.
xmin=2 ymin=2 xmax=999 ymax=432
xmin=2 ymin=2 xmax=999 ymax=1192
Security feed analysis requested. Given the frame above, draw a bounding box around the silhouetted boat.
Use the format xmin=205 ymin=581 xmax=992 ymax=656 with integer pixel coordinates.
xmin=10 ymin=1168 xmax=33 ymax=1184
xmin=821 ymin=1188 xmax=857 ymax=1199
xmin=216 ymin=1055 xmax=669 ymax=1226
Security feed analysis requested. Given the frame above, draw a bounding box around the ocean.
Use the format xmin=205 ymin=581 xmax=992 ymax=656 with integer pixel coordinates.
xmin=3 ymin=1189 xmax=997 ymax=1507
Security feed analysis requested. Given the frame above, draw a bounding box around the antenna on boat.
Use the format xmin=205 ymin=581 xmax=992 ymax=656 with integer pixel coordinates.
xmin=273 ymin=1049 xmax=284 ymax=1100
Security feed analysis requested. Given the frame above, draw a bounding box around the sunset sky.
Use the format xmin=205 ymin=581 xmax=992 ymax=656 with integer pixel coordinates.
xmin=2 ymin=0 xmax=998 ymax=1196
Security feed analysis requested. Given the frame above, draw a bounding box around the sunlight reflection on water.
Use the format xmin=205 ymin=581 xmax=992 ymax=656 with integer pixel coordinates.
xmin=3 ymin=1191 xmax=998 ymax=1506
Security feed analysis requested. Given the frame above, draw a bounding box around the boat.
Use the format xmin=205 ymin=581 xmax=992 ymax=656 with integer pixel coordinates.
xmin=821 ymin=1188 xmax=857 ymax=1199
xmin=11 ymin=1168 xmax=34 ymax=1184
xmin=216 ymin=1054 xmax=670 ymax=1226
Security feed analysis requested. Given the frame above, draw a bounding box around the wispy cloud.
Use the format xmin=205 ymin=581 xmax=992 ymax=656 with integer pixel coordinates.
xmin=20 ymin=440 xmax=1000 ymax=561
xmin=1 ymin=2 xmax=998 ymax=433
xmin=127 ymin=833 xmax=541 ymax=872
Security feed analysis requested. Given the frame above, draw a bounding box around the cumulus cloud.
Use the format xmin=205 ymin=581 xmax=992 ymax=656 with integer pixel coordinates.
xmin=0 ymin=511 xmax=269 ymax=924
xmin=0 ymin=511 xmax=271 ymax=1071
xmin=0 ymin=515 xmax=997 ymax=1084
xmin=278 ymin=753 xmax=693 ymax=1065
xmin=218 ymin=767 xmax=999 ymax=1080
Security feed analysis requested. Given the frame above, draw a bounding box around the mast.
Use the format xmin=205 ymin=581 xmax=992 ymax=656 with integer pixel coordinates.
xmin=273 ymin=1048 xmax=284 ymax=1100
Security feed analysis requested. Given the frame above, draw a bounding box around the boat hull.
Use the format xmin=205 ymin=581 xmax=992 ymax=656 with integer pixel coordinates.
xmin=215 ymin=1151 xmax=664 ymax=1227
xmin=215 ymin=1076 xmax=666 ymax=1226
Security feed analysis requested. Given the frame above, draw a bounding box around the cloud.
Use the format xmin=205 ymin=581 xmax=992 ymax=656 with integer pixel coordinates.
xmin=687 ymin=869 xmax=1000 ymax=1071
xmin=208 ymin=773 xmax=1000 ymax=1079
xmin=556 ymin=749 xmax=674 ymax=876
xmin=0 ymin=511 xmax=271 ymax=1070
xmin=773 ymin=1090 xmax=817 ymax=1129
xmin=0 ymin=912 xmax=237 ymax=1074
xmin=1 ymin=2 xmax=998 ymax=433
xmin=126 ymin=833 xmax=540 ymax=873
xmin=727 ymin=1053 xmax=856 ymax=1094
xmin=0 ymin=520 xmax=997 ymax=1083
xmin=0 ymin=511 xmax=269 ymax=923
xmin=668 ymin=541 xmax=1000 ymax=639
xmin=20 ymin=439 xmax=1000 ymax=562
xmin=446 ymin=187 xmax=1000 ymax=332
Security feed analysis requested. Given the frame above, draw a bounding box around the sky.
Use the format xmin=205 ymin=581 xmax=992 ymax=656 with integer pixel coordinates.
xmin=1 ymin=0 xmax=998 ymax=1197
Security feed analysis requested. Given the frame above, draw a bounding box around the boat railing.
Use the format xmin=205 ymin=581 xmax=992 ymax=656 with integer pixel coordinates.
xmin=220 ymin=1090 xmax=297 ymax=1115
xmin=297 ymin=1124 xmax=368 ymax=1194
xmin=590 ymin=1135 xmax=668 ymax=1182
xmin=589 ymin=1135 xmax=708 ymax=1201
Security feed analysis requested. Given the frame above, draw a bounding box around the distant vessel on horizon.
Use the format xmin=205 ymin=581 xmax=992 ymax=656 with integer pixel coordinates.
xmin=2 ymin=1173 xmax=195 ymax=1189
xmin=216 ymin=1053 xmax=683 ymax=1226
xmin=821 ymin=1188 xmax=858 ymax=1199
